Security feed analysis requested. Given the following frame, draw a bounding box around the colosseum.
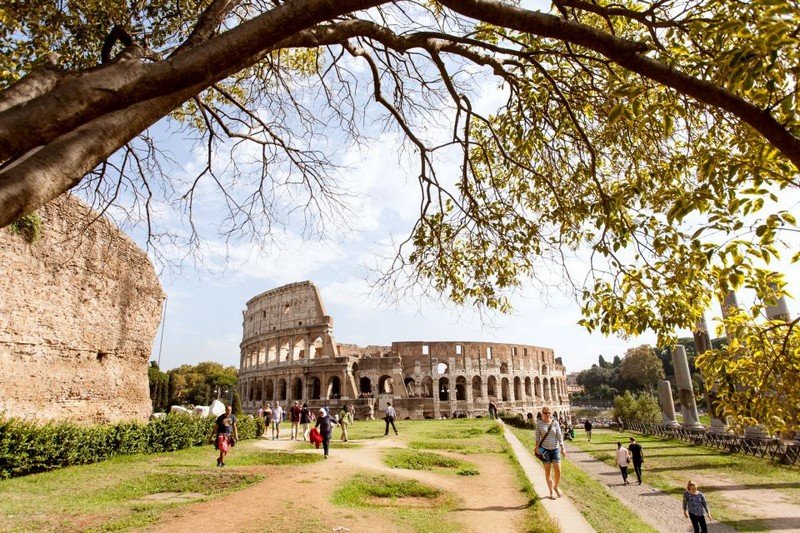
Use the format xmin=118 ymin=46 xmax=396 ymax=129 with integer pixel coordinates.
xmin=238 ymin=281 xmax=571 ymax=420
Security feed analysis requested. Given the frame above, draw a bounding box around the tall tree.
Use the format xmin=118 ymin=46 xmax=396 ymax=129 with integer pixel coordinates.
xmin=618 ymin=345 xmax=665 ymax=393
xmin=1 ymin=0 xmax=798 ymax=429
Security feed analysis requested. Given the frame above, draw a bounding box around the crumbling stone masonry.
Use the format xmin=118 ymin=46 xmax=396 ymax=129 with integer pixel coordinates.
xmin=0 ymin=196 xmax=164 ymax=423
xmin=238 ymin=281 xmax=571 ymax=419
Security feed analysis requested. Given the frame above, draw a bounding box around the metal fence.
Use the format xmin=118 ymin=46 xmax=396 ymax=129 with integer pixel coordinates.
xmin=625 ymin=421 xmax=800 ymax=466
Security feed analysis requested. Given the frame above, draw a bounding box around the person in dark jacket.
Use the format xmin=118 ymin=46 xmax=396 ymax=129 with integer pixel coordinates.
xmin=300 ymin=403 xmax=312 ymax=441
xmin=315 ymin=408 xmax=338 ymax=458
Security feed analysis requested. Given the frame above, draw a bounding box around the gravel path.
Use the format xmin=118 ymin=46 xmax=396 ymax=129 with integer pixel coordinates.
xmin=565 ymin=442 xmax=735 ymax=533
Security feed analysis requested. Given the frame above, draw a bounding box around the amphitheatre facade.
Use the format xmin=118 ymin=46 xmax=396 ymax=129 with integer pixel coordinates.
xmin=238 ymin=281 xmax=571 ymax=420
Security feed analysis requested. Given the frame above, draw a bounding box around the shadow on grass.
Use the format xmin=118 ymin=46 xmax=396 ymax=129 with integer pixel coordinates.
xmin=454 ymin=502 xmax=533 ymax=512
xmin=720 ymin=517 xmax=800 ymax=531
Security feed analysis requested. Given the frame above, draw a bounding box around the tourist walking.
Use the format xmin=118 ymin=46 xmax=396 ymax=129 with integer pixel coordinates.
xmin=616 ymin=441 xmax=631 ymax=485
xmin=271 ymin=402 xmax=284 ymax=439
xmin=315 ymin=408 xmax=337 ymax=458
xmin=628 ymin=436 xmax=644 ymax=484
xmin=683 ymin=480 xmax=712 ymax=533
xmin=262 ymin=404 xmax=272 ymax=437
xmin=339 ymin=404 xmax=353 ymax=442
xmin=290 ymin=401 xmax=302 ymax=440
xmin=384 ymin=402 xmax=398 ymax=436
xmin=488 ymin=399 xmax=498 ymax=419
xmin=300 ymin=402 xmax=312 ymax=440
xmin=535 ymin=405 xmax=566 ymax=499
xmin=213 ymin=404 xmax=239 ymax=467
xmin=584 ymin=419 xmax=593 ymax=441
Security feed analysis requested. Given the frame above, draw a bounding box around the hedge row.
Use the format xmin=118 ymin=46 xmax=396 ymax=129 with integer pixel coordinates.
xmin=0 ymin=414 xmax=265 ymax=479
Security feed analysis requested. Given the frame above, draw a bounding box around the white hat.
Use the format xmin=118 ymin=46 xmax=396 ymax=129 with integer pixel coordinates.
xmin=319 ymin=408 xmax=326 ymax=414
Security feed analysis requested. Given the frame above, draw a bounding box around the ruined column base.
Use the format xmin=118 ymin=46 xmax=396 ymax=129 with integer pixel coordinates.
xmin=744 ymin=424 xmax=771 ymax=439
xmin=709 ymin=419 xmax=730 ymax=434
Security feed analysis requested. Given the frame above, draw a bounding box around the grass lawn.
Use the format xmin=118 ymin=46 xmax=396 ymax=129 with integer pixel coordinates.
xmin=569 ymin=429 xmax=800 ymax=531
xmin=510 ymin=426 xmax=658 ymax=533
xmin=0 ymin=440 xmax=293 ymax=532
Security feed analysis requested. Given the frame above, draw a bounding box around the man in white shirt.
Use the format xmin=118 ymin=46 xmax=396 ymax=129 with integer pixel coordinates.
xmin=384 ymin=402 xmax=398 ymax=436
xmin=271 ymin=402 xmax=284 ymax=440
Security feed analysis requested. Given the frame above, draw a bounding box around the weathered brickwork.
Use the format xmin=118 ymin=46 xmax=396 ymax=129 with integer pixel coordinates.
xmin=239 ymin=281 xmax=570 ymax=419
xmin=0 ymin=196 xmax=164 ymax=423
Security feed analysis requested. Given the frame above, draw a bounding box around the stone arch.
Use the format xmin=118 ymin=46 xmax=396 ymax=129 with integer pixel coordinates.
xmin=327 ymin=376 xmax=341 ymax=399
xmin=436 ymin=362 xmax=449 ymax=375
xmin=438 ymin=377 xmax=450 ymax=401
xmin=500 ymin=362 xmax=509 ymax=374
xmin=543 ymin=378 xmax=550 ymax=401
xmin=472 ymin=376 xmax=482 ymax=399
xmin=404 ymin=377 xmax=417 ymax=396
xmin=525 ymin=377 xmax=532 ymax=397
xmin=514 ymin=376 xmax=522 ymax=400
xmin=278 ymin=378 xmax=287 ymax=401
xmin=455 ymin=376 xmax=467 ymax=401
xmin=248 ymin=382 xmax=254 ymax=401
xmin=378 ymin=375 xmax=394 ymax=395
xmin=550 ymin=377 xmax=557 ymax=401
xmin=292 ymin=337 xmax=304 ymax=361
xmin=267 ymin=344 xmax=277 ymax=364
xmin=310 ymin=336 xmax=324 ymax=359
xmin=308 ymin=377 xmax=321 ymax=400
xmin=359 ymin=376 xmax=372 ymax=395
xmin=291 ymin=377 xmax=303 ymax=400
xmin=256 ymin=380 xmax=263 ymax=401
xmin=488 ymin=375 xmax=497 ymax=398
xmin=542 ymin=363 xmax=549 ymax=375
xmin=265 ymin=379 xmax=274 ymax=401
xmin=534 ymin=376 xmax=542 ymax=398
xmin=421 ymin=376 xmax=433 ymax=398
xmin=501 ymin=377 xmax=510 ymax=401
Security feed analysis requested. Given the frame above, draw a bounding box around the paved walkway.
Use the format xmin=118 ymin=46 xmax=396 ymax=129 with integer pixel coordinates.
xmin=502 ymin=425 xmax=595 ymax=532
xmin=565 ymin=442 xmax=735 ymax=533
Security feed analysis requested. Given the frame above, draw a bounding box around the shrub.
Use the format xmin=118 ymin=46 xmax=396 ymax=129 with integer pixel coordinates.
xmin=0 ymin=413 xmax=262 ymax=479
xmin=613 ymin=391 xmax=660 ymax=424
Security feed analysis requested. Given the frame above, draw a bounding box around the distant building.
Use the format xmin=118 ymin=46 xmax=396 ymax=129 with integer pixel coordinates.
xmin=238 ymin=281 xmax=571 ymax=419
xmin=566 ymin=372 xmax=585 ymax=395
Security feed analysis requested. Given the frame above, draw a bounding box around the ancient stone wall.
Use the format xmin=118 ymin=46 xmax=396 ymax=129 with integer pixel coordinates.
xmin=0 ymin=195 xmax=164 ymax=423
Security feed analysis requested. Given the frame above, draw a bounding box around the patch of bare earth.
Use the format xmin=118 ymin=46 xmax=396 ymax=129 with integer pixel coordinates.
xmin=147 ymin=436 xmax=528 ymax=532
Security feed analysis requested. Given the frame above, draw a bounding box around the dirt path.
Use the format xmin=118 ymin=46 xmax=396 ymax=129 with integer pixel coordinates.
xmin=148 ymin=436 xmax=529 ymax=533
xmin=691 ymin=473 xmax=800 ymax=531
xmin=565 ymin=443 xmax=735 ymax=533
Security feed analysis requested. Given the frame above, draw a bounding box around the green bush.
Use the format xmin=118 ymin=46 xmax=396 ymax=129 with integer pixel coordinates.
xmin=0 ymin=413 xmax=263 ymax=479
xmin=613 ymin=391 xmax=661 ymax=424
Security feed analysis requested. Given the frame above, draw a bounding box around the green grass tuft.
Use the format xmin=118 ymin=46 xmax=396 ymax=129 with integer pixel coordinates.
xmin=332 ymin=473 xmax=442 ymax=507
xmin=230 ymin=450 xmax=324 ymax=466
xmin=384 ymin=449 xmax=460 ymax=470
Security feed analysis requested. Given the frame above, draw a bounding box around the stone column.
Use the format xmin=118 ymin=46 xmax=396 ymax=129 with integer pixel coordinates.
xmin=671 ymin=345 xmax=703 ymax=429
xmin=765 ymin=284 xmax=791 ymax=322
xmin=656 ymin=380 xmax=677 ymax=427
xmin=695 ymin=314 xmax=728 ymax=434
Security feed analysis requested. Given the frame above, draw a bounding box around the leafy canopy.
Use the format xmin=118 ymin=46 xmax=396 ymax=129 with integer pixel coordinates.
xmin=1 ymin=0 xmax=799 ymax=430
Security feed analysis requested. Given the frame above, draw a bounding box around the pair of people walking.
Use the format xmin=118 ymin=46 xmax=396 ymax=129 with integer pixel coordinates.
xmin=616 ymin=437 xmax=644 ymax=485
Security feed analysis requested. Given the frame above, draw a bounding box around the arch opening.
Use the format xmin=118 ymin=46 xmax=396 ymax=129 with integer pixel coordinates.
xmin=455 ymin=376 xmax=467 ymax=401
xmin=438 ymin=377 xmax=450 ymax=401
